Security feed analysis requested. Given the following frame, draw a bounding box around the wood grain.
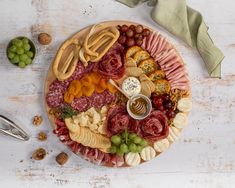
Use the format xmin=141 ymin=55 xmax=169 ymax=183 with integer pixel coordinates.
xmin=0 ymin=0 xmax=234 ymax=187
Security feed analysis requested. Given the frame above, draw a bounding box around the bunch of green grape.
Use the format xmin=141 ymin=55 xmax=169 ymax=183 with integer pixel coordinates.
xmin=7 ymin=37 xmax=34 ymax=68
xmin=110 ymin=130 xmax=148 ymax=156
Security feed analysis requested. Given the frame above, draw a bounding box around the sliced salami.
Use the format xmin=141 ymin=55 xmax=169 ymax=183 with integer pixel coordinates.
xmin=71 ymin=96 xmax=90 ymax=112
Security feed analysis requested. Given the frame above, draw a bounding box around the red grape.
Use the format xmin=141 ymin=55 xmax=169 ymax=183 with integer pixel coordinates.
xmin=121 ymin=25 xmax=129 ymax=32
xmin=135 ymin=25 xmax=143 ymax=33
xmin=118 ymin=35 xmax=127 ymax=44
xmin=126 ymin=29 xmax=134 ymax=37
xmin=166 ymin=110 xmax=175 ymax=119
xmin=142 ymin=28 xmax=150 ymax=36
xmin=157 ymin=105 xmax=164 ymax=111
xmin=162 ymin=94 xmax=170 ymax=101
xmin=153 ymin=97 xmax=163 ymax=107
xmin=126 ymin=38 xmax=135 ymax=47
xmin=135 ymin=38 xmax=143 ymax=46
xmin=129 ymin=25 xmax=136 ymax=31
xmin=163 ymin=100 xmax=173 ymax=109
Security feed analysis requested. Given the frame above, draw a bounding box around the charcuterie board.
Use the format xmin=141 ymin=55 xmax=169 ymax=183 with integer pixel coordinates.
xmin=44 ymin=20 xmax=192 ymax=167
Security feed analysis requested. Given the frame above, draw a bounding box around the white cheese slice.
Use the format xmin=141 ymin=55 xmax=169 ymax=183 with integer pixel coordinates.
xmin=177 ymin=98 xmax=192 ymax=112
xmin=173 ymin=112 xmax=188 ymax=129
xmin=140 ymin=146 xmax=156 ymax=161
xmin=125 ymin=152 xmax=141 ymax=166
xmin=153 ymin=138 xmax=170 ymax=153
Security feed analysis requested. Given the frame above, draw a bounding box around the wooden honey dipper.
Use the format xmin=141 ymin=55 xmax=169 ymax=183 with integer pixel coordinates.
xmin=108 ymin=79 xmax=147 ymax=115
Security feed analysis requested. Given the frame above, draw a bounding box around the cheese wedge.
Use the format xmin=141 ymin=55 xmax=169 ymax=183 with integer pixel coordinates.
xmin=125 ymin=152 xmax=141 ymax=166
xmin=173 ymin=112 xmax=188 ymax=129
xmin=140 ymin=146 xmax=156 ymax=161
xmin=153 ymin=138 xmax=170 ymax=153
xmin=177 ymin=98 xmax=192 ymax=112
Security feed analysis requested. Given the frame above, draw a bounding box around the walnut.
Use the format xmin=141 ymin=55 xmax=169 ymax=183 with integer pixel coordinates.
xmin=37 ymin=131 xmax=47 ymax=141
xmin=56 ymin=152 xmax=69 ymax=165
xmin=32 ymin=148 xmax=47 ymax=160
xmin=33 ymin=115 xmax=42 ymax=126
xmin=38 ymin=33 xmax=52 ymax=45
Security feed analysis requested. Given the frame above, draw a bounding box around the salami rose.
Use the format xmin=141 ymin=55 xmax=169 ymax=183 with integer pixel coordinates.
xmin=95 ymin=43 xmax=125 ymax=80
xmin=106 ymin=105 xmax=129 ymax=136
xmin=139 ymin=111 xmax=169 ymax=142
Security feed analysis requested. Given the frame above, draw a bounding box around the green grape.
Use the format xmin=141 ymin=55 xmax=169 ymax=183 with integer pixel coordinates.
xmin=136 ymin=145 xmax=144 ymax=153
xmin=15 ymin=40 xmax=23 ymax=47
xmin=121 ymin=131 xmax=128 ymax=139
xmin=23 ymin=43 xmax=31 ymax=51
xmin=22 ymin=38 xmax=29 ymax=44
xmin=18 ymin=61 xmax=26 ymax=68
xmin=129 ymin=143 xmax=137 ymax=153
xmin=111 ymin=135 xmax=122 ymax=145
xmin=16 ymin=48 xmax=24 ymax=55
xmin=8 ymin=52 xmax=15 ymax=59
xmin=139 ymin=139 xmax=148 ymax=147
xmin=129 ymin=133 xmax=137 ymax=140
xmin=116 ymin=148 xmax=124 ymax=156
xmin=26 ymin=51 xmax=34 ymax=58
xmin=20 ymin=54 xmax=28 ymax=62
xmin=12 ymin=55 xmax=20 ymax=64
xmin=133 ymin=136 xmax=142 ymax=144
xmin=120 ymin=143 xmax=129 ymax=153
xmin=12 ymin=38 xmax=20 ymax=45
xmin=25 ymin=58 xmax=32 ymax=65
xmin=109 ymin=145 xmax=117 ymax=154
xmin=9 ymin=45 xmax=17 ymax=52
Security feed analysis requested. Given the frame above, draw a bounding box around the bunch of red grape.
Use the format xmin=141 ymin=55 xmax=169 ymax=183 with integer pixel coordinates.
xmin=117 ymin=24 xmax=150 ymax=47
xmin=151 ymin=93 xmax=176 ymax=119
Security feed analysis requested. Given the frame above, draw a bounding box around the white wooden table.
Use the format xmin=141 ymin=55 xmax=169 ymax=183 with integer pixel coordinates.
xmin=0 ymin=0 xmax=234 ymax=187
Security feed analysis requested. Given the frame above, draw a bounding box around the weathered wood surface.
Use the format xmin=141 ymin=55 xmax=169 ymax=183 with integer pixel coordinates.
xmin=0 ymin=0 xmax=234 ymax=187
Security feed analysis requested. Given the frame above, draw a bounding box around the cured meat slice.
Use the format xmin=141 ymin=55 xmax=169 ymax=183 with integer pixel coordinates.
xmin=95 ymin=43 xmax=125 ymax=80
xmin=89 ymin=92 xmax=105 ymax=109
xmin=68 ymin=62 xmax=86 ymax=81
xmin=71 ymin=96 xmax=90 ymax=112
xmin=46 ymin=88 xmax=64 ymax=108
xmin=139 ymin=111 xmax=169 ymax=142
xmin=103 ymin=90 xmax=116 ymax=104
xmin=106 ymin=105 xmax=129 ymax=136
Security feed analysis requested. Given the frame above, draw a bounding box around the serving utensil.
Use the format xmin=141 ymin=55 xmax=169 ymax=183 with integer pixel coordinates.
xmin=0 ymin=115 xmax=29 ymax=141
xmin=108 ymin=79 xmax=147 ymax=115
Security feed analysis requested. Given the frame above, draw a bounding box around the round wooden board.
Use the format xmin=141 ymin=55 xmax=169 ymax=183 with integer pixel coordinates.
xmin=44 ymin=20 xmax=191 ymax=167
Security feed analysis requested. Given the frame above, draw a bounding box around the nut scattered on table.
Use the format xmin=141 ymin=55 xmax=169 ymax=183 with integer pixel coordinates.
xmin=33 ymin=115 xmax=43 ymax=126
xmin=38 ymin=33 xmax=52 ymax=45
xmin=56 ymin=152 xmax=69 ymax=165
xmin=32 ymin=148 xmax=47 ymax=160
xmin=37 ymin=131 xmax=47 ymax=141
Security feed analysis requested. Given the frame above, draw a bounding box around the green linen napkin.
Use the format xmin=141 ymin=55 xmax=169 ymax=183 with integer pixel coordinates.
xmin=117 ymin=0 xmax=224 ymax=78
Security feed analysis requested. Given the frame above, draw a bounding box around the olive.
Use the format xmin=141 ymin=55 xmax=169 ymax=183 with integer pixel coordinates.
xmin=134 ymin=33 xmax=143 ymax=40
xmin=126 ymin=38 xmax=135 ymax=47
xmin=126 ymin=29 xmax=134 ymax=37
xmin=135 ymin=25 xmax=143 ymax=33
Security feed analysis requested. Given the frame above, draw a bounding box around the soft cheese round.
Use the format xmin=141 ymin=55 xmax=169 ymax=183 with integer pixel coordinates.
xmin=177 ymin=98 xmax=192 ymax=112
xmin=125 ymin=152 xmax=141 ymax=166
xmin=140 ymin=146 xmax=156 ymax=161
xmin=122 ymin=76 xmax=141 ymax=96
xmin=173 ymin=112 xmax=188 ymax=129
xmin=167 ymin=127 xmax=180 ymax=142
xmin=153 ymin=138 xmax=170 ymax=153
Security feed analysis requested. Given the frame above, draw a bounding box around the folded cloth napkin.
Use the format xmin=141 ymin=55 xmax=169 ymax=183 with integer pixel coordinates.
xmin=117 ymin=0 xmax=224 ymax=78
